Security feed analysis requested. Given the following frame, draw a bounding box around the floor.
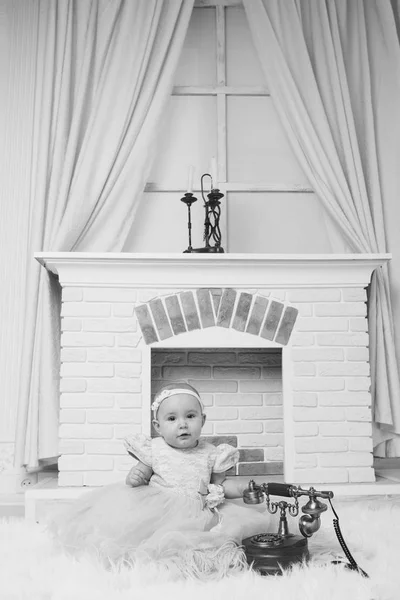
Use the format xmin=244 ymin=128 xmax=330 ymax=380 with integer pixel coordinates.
xmin=0 ymin=493 xmax=25 ymax=518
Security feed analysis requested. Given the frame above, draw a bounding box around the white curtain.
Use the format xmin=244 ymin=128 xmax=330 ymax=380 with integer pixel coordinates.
xmin=14 ymin=0 xmax=194 ymax=468
xmin=243 ymin=0 xmax=400 ymax=455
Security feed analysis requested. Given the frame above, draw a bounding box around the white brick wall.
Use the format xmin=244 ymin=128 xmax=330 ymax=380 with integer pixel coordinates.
xmin=57 ymin=285 xmax=374 ymax=486
xmin=285 ymin=287 xmax=372 ymax=483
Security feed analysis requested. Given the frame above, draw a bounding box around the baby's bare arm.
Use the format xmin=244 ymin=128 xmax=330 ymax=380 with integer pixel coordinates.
xmin=210 ymin=472 xmax=248 ymax=499
xmin=126 ymin=461 xmax=153 ymax=487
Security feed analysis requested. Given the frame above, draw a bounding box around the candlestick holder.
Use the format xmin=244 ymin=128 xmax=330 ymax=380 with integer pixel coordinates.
xmin=180 ymin=192 xmax=197 ymax=253
xmin=181 ymin=173 xmax=225 ymax=254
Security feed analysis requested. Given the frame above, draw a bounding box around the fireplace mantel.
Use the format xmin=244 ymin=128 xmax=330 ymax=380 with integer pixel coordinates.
xmin=33 ymin=250 xmax=392 ymax=489
xmin=35 ymin=252 xmax=391 ymax=288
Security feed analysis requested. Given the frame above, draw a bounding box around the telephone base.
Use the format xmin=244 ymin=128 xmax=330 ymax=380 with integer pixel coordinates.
xmin=242 ymin=532 xmax=309 ymax=576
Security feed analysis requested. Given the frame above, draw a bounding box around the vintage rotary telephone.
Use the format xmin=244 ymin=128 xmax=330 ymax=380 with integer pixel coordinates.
xmin=242 ymin=480 xmax=368 ymax=577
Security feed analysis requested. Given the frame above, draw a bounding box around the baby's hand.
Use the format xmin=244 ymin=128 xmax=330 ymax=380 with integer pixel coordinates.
xmin=126 ymin=461 xmax=153 ymax=487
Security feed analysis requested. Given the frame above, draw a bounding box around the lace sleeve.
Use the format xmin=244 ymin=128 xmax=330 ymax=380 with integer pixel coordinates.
xmin=123 ymin=433 xmax=152 ymax=467
xmin=212 ymin=444 xmax=239 ymax=473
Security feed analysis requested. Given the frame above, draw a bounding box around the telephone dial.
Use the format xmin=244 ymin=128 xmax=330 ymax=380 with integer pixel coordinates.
xmin=241 ymin=480 xmax=368 ymax=577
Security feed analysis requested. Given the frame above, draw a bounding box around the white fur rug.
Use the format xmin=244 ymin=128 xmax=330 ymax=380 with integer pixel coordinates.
xmin=1 ymin=497 xmax=399 ymax=600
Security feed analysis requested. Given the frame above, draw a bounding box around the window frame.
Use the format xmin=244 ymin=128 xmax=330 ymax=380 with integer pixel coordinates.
xmin=145 ymin=0 xmax=313 ymax=250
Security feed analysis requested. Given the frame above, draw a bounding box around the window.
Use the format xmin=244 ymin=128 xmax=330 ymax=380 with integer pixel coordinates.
xmin=125 ymin=1 xmax=335 ymax=253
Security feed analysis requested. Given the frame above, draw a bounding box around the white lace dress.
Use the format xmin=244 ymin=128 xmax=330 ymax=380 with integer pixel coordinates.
xmin=49 ymin=435 xmax=272 ymax=577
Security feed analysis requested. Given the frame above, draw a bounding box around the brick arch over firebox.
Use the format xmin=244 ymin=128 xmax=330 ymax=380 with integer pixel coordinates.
xmin=135 ymin=288 xmax=298 ymax=347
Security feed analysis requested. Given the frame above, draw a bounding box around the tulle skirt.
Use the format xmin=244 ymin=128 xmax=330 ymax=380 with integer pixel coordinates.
xmin=47 ymin=482 xmax=273 ymax=578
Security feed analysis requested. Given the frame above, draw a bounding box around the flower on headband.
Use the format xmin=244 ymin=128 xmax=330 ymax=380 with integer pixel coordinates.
xmin=151 ymin=388 xmax=175 ymax=415
xmin=151 ymin=386 xmax=204 ymax=416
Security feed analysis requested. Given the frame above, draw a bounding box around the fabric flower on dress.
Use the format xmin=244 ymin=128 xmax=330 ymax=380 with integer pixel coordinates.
xmin=205 ymin=484 xmax=225 ymax=509
xmin=198 ymin=482 xmax=225 ymax=510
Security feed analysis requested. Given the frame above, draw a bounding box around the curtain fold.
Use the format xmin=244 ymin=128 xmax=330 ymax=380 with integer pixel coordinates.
xmin=14 ymin=0 xmax=194 ymax=469
xmin=243 ymin=0 xmax=400 ymax=455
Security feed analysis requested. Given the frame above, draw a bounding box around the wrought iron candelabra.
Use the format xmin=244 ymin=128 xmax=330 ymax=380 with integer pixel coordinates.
xmin=180 ymin=173 xmax=225 ymax=253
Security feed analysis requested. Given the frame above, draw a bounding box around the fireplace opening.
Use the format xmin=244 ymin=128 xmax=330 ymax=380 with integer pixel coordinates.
xmin=150 ymin=347 xmax=283 ymax=476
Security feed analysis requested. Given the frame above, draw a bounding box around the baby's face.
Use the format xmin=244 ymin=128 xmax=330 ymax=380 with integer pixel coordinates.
xmin=153 ymin=394 xmax=206 ymax=449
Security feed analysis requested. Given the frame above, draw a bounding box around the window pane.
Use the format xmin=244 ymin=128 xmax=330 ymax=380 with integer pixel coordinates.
xmin=226 ymin=7 xmax=265 ymax=87
xmin=227 ymin=96 xmax=310 ymax=185
xmin=227 ymin=192 xmax=337 ymax=253
xmin=174 ymin=7 xmax=216 ymax=86
xmin=149 ymin=96 xmax=217 ymax=189
xmin=124 ymin=192 xmax=208 ymax=253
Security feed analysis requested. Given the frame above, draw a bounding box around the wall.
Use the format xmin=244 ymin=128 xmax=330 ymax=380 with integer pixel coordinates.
xmin=1 ymin=1 xmax=400 ymax=492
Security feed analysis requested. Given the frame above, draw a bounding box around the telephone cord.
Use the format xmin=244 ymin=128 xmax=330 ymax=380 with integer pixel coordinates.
xmin=328 ymin=498 xmax=369 ymax=578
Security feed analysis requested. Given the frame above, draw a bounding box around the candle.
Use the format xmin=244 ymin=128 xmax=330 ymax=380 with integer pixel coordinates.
xmin=210 ymin=157 xmax=217 ymax=189
xmin=186 ymin=165 xmax=194 ymax=193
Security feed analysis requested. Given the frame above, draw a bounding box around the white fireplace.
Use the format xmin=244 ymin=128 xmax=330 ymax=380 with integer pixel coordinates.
xmin=35 ymin=252 xmax=390 ymax=488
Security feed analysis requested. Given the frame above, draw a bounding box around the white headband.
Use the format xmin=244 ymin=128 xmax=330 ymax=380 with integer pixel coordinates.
xmin=152 ymin=388 xmax=204 ymax=416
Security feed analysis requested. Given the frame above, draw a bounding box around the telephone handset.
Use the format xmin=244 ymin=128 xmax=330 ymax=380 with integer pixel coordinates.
xmin=242 ymin=480 xmax=368 ymax=577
